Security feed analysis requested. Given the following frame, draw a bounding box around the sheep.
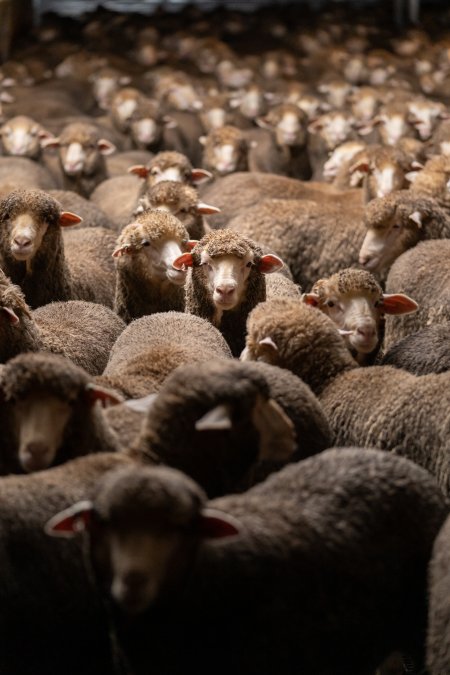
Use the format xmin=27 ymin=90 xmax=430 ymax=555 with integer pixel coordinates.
xmin=172 ymin=229 xmax=284 ymax=356
xmin=0 ymin=189 xmax=117 ymax=308
xmin=133 ymin=180 xmax=220 ymax=239
xmin=0 ymin=352 xmax=122 ymax=474
xmin=128 ymin=150 xmax=213 ymax=191
xmin=0 ymin=268 xmax=125 ymax=374
xmin=199 ymin=125 xmax=252 ymax=177
xmin=243 ymin=298 xmax=450 ymax=496
xmin=47 ymin=447 xmax=448 ymax=675
xmin=381 ymin=323 xmax=450 ymax=375
xmin=358 ymin=191 xmax=450 ymax=275
xmin=48 ymin=189 xmax=114 ymax=229
xmin=405 ymin=155 xmax=450 ymax=210
xmin=302 ymin=268 xmax=418 ymax=365
xmin=90 ymin=174 xmax=142 ymax=230
xmin=228 ymin=197 xmax=365 ymax=291
xmin=383 ymin=240 xmax=450 ymax=351
xmin=199 ymin=171 xmax=363 ymax=230
xmin=427 ymin=513 xmax=450 ymax=675
xmin=105 ymin=149 xmax=153 ymax=177
xmin=323 ymin=139 xmax=366 ymax=182
xmin=113 ymin=210 xmax=192 ymax=323
xmin=132 ymin=359 xmax=332 ymax=497
xmin=0 ymin=115 xmax=53 ymax=159
xmin=307 ymin=110 xmax=357 ymax=179
xmin=0 ymin=156 xmax=57 ymax=198
xmin=99 ymin=311 xmax=232 ymax=398
xmin=0 ymin=451 xmax=133 ymax=675
xmin=41 ymin=121 xmax=116 ymax=197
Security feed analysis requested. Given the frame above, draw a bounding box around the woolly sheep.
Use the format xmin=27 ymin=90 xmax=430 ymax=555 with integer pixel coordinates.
xmin=0 ymin=156 xmax=57 ymax=198
xmin=383 ymin=240 xmax=450 ymax=351
xmin=128 ymin=150 xmax=212 ymax=191
xmin=199 ymin=125 xmax=252 ymax=177
xmin=427 ymin=513 xmax=450 ymax=675
xmin=47 ymin=448 xmax=447 ymax=675
xmin=172 ymin=229 xmax=284 ymax=356
xmin=113 ymin=210 xmax=192 ymax=323
xmin=243 ymin=298 xmax=450 ymax=495
xmin=406 ymin=155 xmax=450 ymax=210
xmin=99 ymin=311 xmax=232 ymax=398
xmin=48 ymin=189 xmax=114 ymax=229
xmin=132 ymin=359 xmax=332 ymax=497
xmin=0 ymin=269 xmax=125 ymax=374
xmin=0 ymin=189 xmax=116 ymax=308
xmin=302 ymin=268 xmax=418 ymax=365
xmin=0 ymin=352 xmax=122 ymax=474
xmin=90 ymin=173 xmax=142 ymax=230
xmin=381 ymin=323 xmax=450 ymax=375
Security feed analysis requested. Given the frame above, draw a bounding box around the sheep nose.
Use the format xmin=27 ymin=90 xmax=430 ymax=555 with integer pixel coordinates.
xmin=356 ymin=326 xmax=376 ymax=339
xmin=216 ymin=282 xmax=236 ymax=298
xmin=358 ymin=254 xmax=371 ymax=266
xmin=25 ymin=441 xmax=49 ymax=458
xmin=122 ymin=571 xmax=147 ymax=592
xmin=13 ymin=235 xmax=32 ymax=248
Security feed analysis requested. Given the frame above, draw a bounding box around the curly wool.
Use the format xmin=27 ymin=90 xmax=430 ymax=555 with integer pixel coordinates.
xmin=192 ymin=229 xmax=263 ymax=262
xmin=146 ymin=151 xmax=193 ymax=176
xmin=0 ymin=188 xmax=61 ymax=229
xmin=0 ymin=268 xmax=32 ymax=319
xmin=313 ymin=268 xmax=382 ymax=299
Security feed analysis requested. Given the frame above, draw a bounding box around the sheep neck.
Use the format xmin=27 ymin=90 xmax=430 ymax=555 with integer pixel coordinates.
xmin=0 ymin=314 xmax=43 ymax=363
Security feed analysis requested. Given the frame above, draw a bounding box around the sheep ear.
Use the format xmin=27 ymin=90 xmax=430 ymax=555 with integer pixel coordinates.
xmin=251 ymin=396 xmax=295 ymax=462
xmin=85 ymin=383 xmax=124 ymax=408
xmin=195 ymin=403 xmax=232 ymax=431
xmin=198 ymin=508 xmax=241 ymax=538
xmin=257 ymin=254 xmax=284 ymax=274
xmin=40 ymin=136 xmax=61 ymax=149
xmin=380 ymin=293 xmax=419 ymax=315
xmin=172 ymin=252 xmax=194 ymax=270
xmin=163 ymin=115 xmax=177 ymax=129
xmin=196 ymin=202 xmax=221 ymax=215
xmin=302 ymin=292 xmax=320 ymax=307
xmin=405 ymin=171 xmax=419 ymax=183
xmin=97 ymin=138 xmax=116 ymax=155
xmin=45 ymin=501 xmax=94 ymax=538
xmin=199 ymin=135 xmax=207 ymax=146
xmin=124 ymin=393 xmax=158 ymax=413
xmin=255 ymin=116 xmax=271 ymax=129
xmin=191 ymin=168 xmax=212 ymax=185
xmin=38 ymin=129 xmax=55 ymax=142
xmin=349 ymin=160 xmax=369 ymax=174
xmin=59 ymin=211 xmax=83 ymax=227
xmin=0 ymin=306 xmax=20 ymax=324
xmin=410 ymin=160 xmax=424 ymax=170
xmin=185 ymin=240 xmax=198 ymax=252
xmin=409 ymin=211 xmax=422 ymax=227
xmin=128 ymin=164 xmax=150 ymax=179
xmin=259 ymin=336 xmax=278 ymax=352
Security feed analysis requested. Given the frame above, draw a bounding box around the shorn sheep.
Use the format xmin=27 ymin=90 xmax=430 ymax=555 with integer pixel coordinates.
xmin=0 ymin=268 xmax=125 ymax=374
xmin=243 ymin=298 xmax=450 ymax=496
xmin=0 ymin=352 xmax=122 ymax=474
xmin=47 ymin=448 xmax=447 ymax=675
xmin=172 ymin=229 xmax=284 ymax=356
xmin=132 ymin=359 xmax=332 ymax=497
xmin=0 ymin=189 xmax=116 ymax=308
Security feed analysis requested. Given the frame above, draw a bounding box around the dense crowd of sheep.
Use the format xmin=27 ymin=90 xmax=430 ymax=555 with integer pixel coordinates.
xmin=0 ymin=2 xmax=450 ymax=674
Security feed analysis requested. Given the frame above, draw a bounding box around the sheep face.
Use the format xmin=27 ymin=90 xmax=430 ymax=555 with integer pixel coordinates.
xmin=110 ymin=88 xmax=141 ymax=132
xmin=258 ymin=105 xmax=307 ymax=147
xmin=0 ymin=116 xmax=46 ymax=158
xmin=42 ymin=124 xmax=116 ymax=177
xmin=200 ymin=127 xmax=248 ymax=175
xmin=359 ymin=210 xmax=421 ymax=273
xmin=408 ymin=100 xmax=447 ymax=140
xmin=308 ymin=112 xmax=355 ymax=151
xmin=8 ymin=212 xmax=49 ymax=261
xmin=200 ymin=250 xmax=255 ymax=311
xmin=323 ymin=141 xmax=365 ymax=181
xmin=349 ymin=148 xmax=410 ymax=198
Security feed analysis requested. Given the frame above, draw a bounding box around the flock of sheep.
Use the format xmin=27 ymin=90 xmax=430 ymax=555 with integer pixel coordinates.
xmin=0 ymin=2 xmax=450 ymax=674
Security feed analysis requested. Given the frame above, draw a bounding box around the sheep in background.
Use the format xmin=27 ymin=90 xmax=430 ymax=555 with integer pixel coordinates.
xmin=133 ymin=359 xmax=332 ymax=497
xmin=41 ymin=121 xmax=116 ymax=197
xmin=0 ymin=156 xmax=57 ymax=198
xmin=243 ymin=298 xmax=450 ymax=496
xmin=172 ymin=229 xmax=284 ymax=356
xmin=128 ymin=150 xmax=212 ymax=191
xmin=0 ymin=269 xmax=124 ymax=374
xmin=47 ymin=448 xmax=447 ymax=675
xmin=302 ymin=268 xmax=418 ymax=365
xmin=0 ymin=352 xmax=122 ymax=474
xmin=99 ymin=311 xmax=232 ymax=398
xmin=0 ymin=189 xmax=116 ymax=308
xmin=406 ymin=154 xmax=450 ymax=211
xmin=359 ymin=191 xmax=450 ymax=274
xmin=200 ymin=125 xmax=253 ymax=177
xmin=113 ymin=210 xmax=192 ymax=323
xmin=0 ymin=115 xmax=54 ymax=160
xmin=427 ymin=513 xmax=450 ymax=675
xmin=48 ymin=189 xmax=114 ymax=229
xmin=322 ymin=139 xmax=366 ymax=182
xmin=381 ymin=324 xmax=450 ymax=375
xmin=383 ymin=240 xmax=450 ymax=351
xmin=307 ymin=109 xmax=357 ymax=179
xmin=133 ymin=180 xmax=220 ymax=239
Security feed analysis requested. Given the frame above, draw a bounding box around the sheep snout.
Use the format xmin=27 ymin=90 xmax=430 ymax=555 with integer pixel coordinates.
xmin=10 ymin=215 xmax=48 ymax=261
xmin=63 ymin=142 xmax=85 ymax=176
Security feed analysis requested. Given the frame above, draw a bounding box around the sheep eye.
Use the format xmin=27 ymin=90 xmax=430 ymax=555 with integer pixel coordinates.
xmin=246 ymin=261 xmax=253 ymax=268
xmin=150 ymin=168 xmax=159 ymax=175
xmin=326 ymin=300 xmax=335 ymax=308
xmin=392 ymin=223 xmax=401 ymax=229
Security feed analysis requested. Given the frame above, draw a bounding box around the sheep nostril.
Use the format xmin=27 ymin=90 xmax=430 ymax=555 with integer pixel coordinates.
xmin=13 ymin=236 xmax=31 ymax=248
xmin=216 ymin=285 xmax=235 ymax=298
xmin=25 ymin=441 xmax=49 ymax=458
xmin=357 ymin=327 xmax=376 ymax=338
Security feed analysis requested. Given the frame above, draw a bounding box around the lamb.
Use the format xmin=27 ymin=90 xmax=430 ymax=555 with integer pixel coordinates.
xmin=41 ymin=121 xmax=116 ymax=197
xmin=132 ymin=359 xmax=332 ymax=497
xmin=358 ymin=190 xmax=450 ymax=274
xmin=243 ymin=298 xmax=450 ymax=495
xmin=0 ymin=352 xmax=122 ymax=474
xmin=199 ymin=125 xmax=253 ymax=177
xmin=113 ymin=210 xmax=192 ymax=323
xmin=383 ymin=240 xmax=450 ymax=351
xmin=200 ymin=171 xmax=363 ymax=230
xmin=381 ymin=324 xmax=450 ymax=375
xmin=0 ymin=189 xmax=117 ymax=308
xmin=133 ymin=180 xmax=220 ymax=239
xmin=302 ymin=268 xmax=418 ymax=365
xmin=427 ymin=513 xmax=450 ymax=675
xmin=0 ymin=269 xmax=125 ymax=374
xmin=47 ymin=447 xmax=448 ymax=675
xmin=228 ymin=197 xmax=365 ymax=290
xmin=172 ymin=229 xmax=284 ymax=356
xmin=99 ymin=311 xmax=232 ymax=398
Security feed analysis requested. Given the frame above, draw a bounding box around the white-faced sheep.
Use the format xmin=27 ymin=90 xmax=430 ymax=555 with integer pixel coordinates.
xmin=132 ymin=359 xmax=332 ymax=497
xmin=99 ymin=311 xmax=232 ymax=399
xmin=0 ymin=115 xmax=53 ymax=159
xmin=128 ymin=150 xmax=212 ymax=190
xmin=0 ymin=269 xmax=125 ymax=374
xmin=199 ymin=125 xmax=253 ymax=177
xmin=243 ymin=298 xmax=450 ymax=496
xmin=406 ymin=154 xmax=450 ymax=210
xmin=47 ymin=448 xmax=447 ymax=675
xmin=113 ymin=210 xmax=192 ymax=323
xmin=383 ymin=239 xmax=450 ymax=351
xmin=172 ymin=229 xmax=284 ymax=356
xmin=0 ymin=189 xmax=117 ymax=308
xmin=302 ymin=268 xmax=418 ymax=365
xmin=0 ymin=352 xmax=122 ymax=474
xmin=381 ymin=323 xmax=450 ymax=375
